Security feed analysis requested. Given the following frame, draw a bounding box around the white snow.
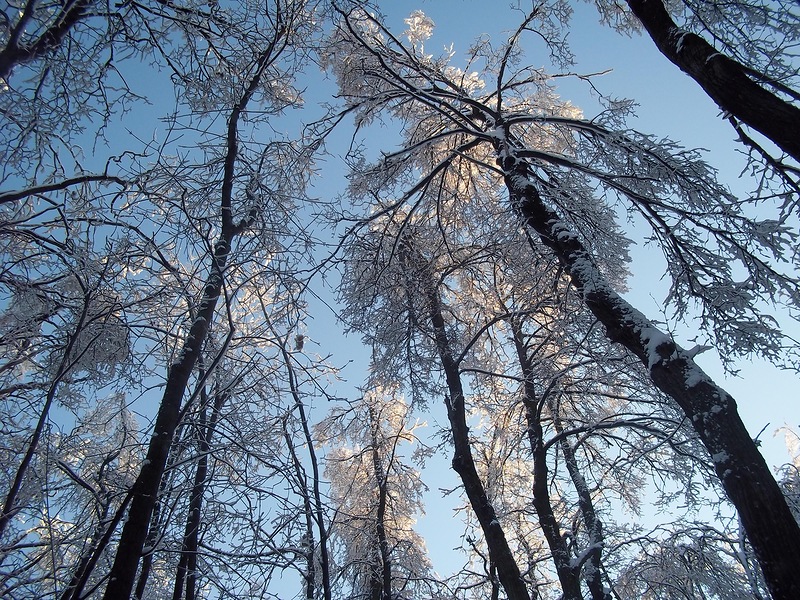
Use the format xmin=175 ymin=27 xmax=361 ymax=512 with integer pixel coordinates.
xmin=683 ymin=363 xmax=705 ymax=388
xmin=641 ymin=326 xmax=673 ymax=369
xmin=711 ymin=451 xmax=729 ymax=464
xmin=674 ymin=30 xmax=690 ymax=53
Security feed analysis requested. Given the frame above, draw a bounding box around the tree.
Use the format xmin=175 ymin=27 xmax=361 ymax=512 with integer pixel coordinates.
xmin=318 ymin=386 xmax=439 ymax=600
xmin=590 ymin=0 xmax=800 ymax=215
xmin=616 ymin=524 xmax=770 ymax=599
xmin=99 ymin=1 xmax=324 ymax=595
xmin=2 ymin=1 xmax=799 ymax=598
xmin=611 ymin=0 xmax=800 ymax=162
xmin=326 ymin=7 xmax=800 ymax=598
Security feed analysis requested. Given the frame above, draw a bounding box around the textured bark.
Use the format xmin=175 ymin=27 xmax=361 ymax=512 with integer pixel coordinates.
xmin=625 ymin=0 xmax=800 ymax=163
xmin=401 ymin=240 xmax=532 ymax=600
xmin=500 ymin=153 xmax=800 ymax=600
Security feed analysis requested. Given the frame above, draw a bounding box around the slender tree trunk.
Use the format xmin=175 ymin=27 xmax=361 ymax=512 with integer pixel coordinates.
xmin=279 ymin=342 xmax=333 ymax=600
xmin=103 ymin=45 xmax=279 ymax=598
xmin=283 ymin=420 xmax=318 ymax=600
xmin=510 ymin=321 xmax=584 ymax=600
xmin=400 ymin=239 xmax=532 ymax=600
xmin=498 ymin=150 xmax=800 ymax=600
xmin=172 ymin=386 xmax=228 ymax=600
xmin=0 ymin=296 xmax=90 ymax=544
xmin=552 ymin=415 xmax=610 ymax=600
xmin=368 ymin=406 xmax=393 ymax=600
xmin=134 ymin=429 xmax=187 ymax=600
xmin=624 ymin=0 xmax=800 ymax=163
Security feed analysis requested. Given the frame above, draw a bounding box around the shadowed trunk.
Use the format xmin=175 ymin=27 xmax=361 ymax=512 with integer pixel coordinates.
xmin=625 ymin=0 xmax=800 ymax=163
xmin=510 ymin=320 xmax=585 ymax=600
xmin=368 ymin=405 xmax=393 ymax=600
xmin=102 ymin=39 xmax=280 ymax=598
xmin=399 ymin=238 xmax=532 ymax=600
xmin=498 ymin=149 xmax=800 ymax=600
xmin=172 ymin=385 xmax=229 ymax=600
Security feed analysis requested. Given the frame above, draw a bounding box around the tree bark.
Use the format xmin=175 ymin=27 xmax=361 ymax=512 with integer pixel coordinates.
xmin=625 ymin=0 xmax=800 ymax=163
xmin=499 ymin=151 xmax=800 ymax=600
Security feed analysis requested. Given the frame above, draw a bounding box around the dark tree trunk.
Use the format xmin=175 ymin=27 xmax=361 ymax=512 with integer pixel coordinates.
xmin=400 ymin=239 xmax=532 ymax=600
xmin=624 ymin=0 xmax=800 ymax=163
xmin=102 ymin=41 xmax=278 ymax=598
xmin=510 ymin=321 xmax=585 ymax=600
xmin=134 ymin=434 xmax=187 ymax=600
xmin=172 ymin=386 xmax=228 ymax=600
xmin=283 ymin=422 xmax=318 ymax=600
xmin=278 ymin=341 xmax=333 ymax=600
xmin=103 ymin=244 xmax=228 ymax=599
xmin=368 ymin=406 xmax=393 ymax=600
xmin=499 ymin=153 xmax=800 ymax=600
xmin=553 ymin=415 xmax=610 ymax=600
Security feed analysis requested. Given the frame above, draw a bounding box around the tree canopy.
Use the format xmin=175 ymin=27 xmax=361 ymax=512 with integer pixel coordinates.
xmin=0 ymin=1 xmax=798 ymax=599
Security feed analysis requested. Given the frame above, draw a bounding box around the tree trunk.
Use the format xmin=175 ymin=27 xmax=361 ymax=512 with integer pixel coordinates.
xmin=102 ymin=42 xmax=275 ymax=598
xmin=368 ymin=405 xmax=393 ymax=600
xmin=279 ymin=341 xmax=333 ymax=600
xmin=499 ymin=152 xmax=800 ymax=600
xmin=553 ymin=415 xmax=610 ymax=600
xmin=624 ymin=0 xmax=800 ymax=163
xmin=400 ymin=239 xmax=532 ymax=600
xmin=172 ymin=385 xmax=228 ymax=600
xmin=510 ymin=321 xmax=585 ymax=600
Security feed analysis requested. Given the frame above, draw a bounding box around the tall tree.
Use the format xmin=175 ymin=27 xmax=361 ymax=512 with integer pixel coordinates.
xmin=589 ymin=0 xmax=800 ymax=215
xmin=326 ymin=8 xmax=800 ymax=598
xmin=318 ymin=386 xmax=440 ymax=600
xmin=613 ymin=0 xmax=800 ymax=162
xmin=100 ymin=1 xmax=322 ymax=595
